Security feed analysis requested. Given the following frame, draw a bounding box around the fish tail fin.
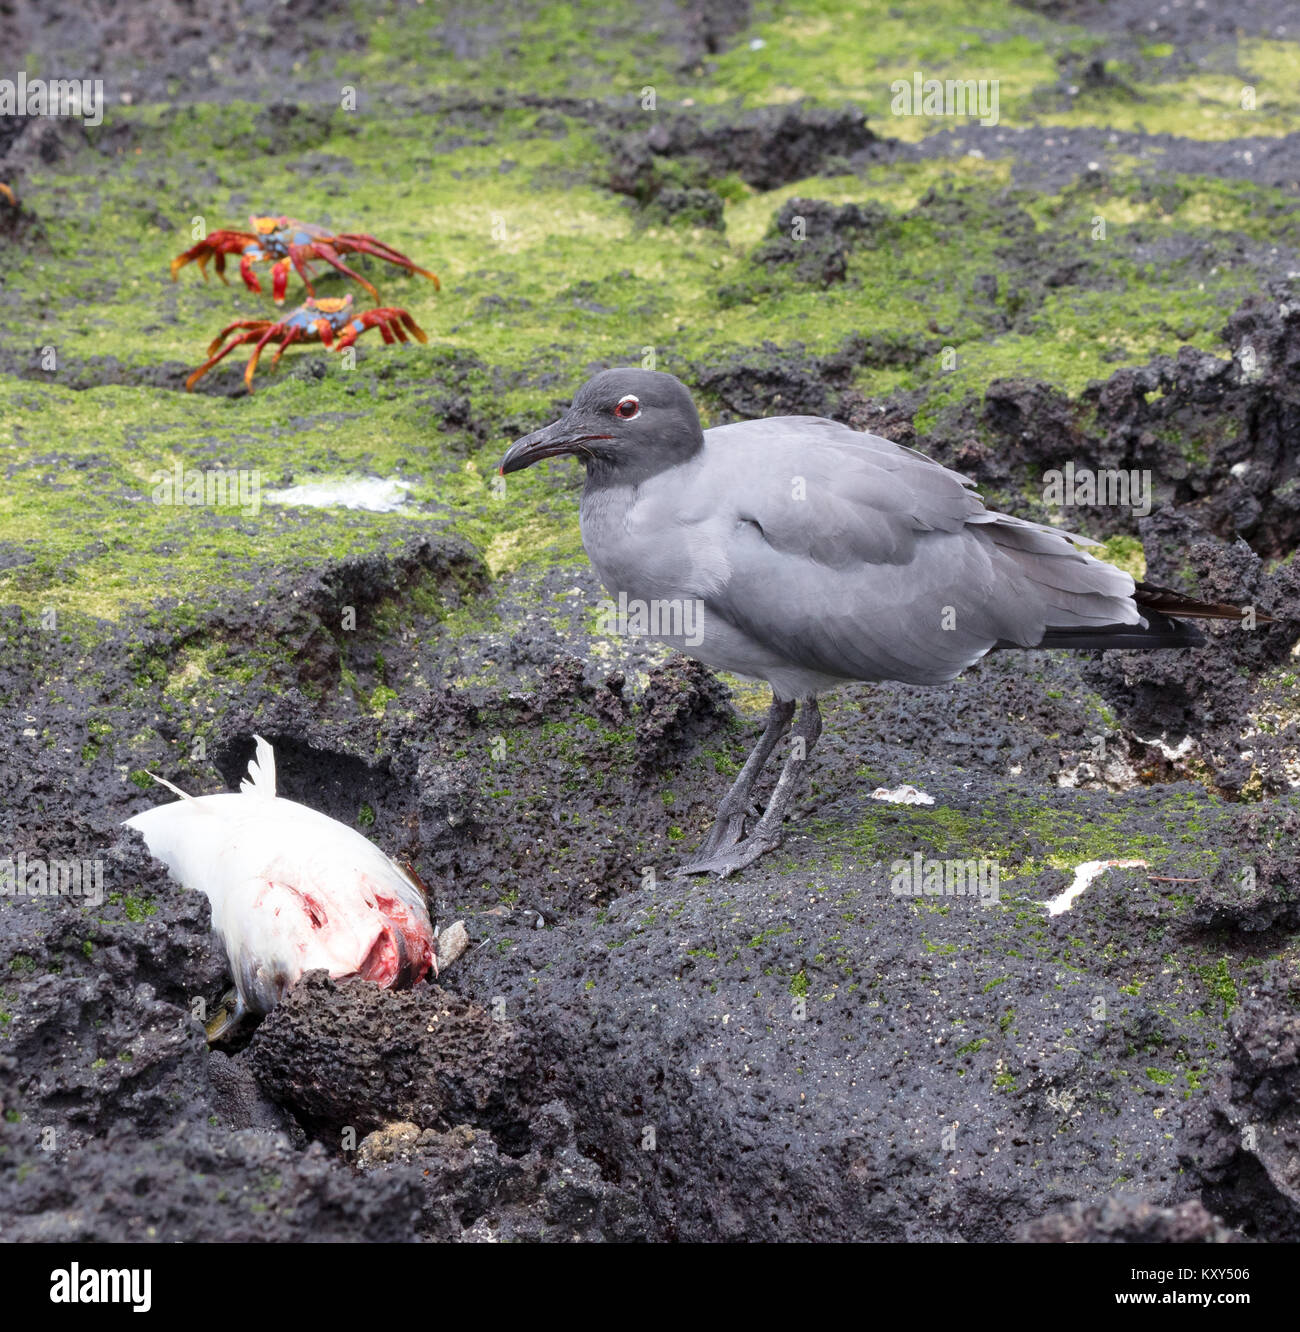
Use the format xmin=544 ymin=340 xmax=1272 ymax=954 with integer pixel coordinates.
xmin=240 ymin=734 xmax=277 ymax=797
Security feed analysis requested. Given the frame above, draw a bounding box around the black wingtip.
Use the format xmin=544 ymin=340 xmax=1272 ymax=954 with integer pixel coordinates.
xmin=1035 ymin=609 xmax=1206 ymax=651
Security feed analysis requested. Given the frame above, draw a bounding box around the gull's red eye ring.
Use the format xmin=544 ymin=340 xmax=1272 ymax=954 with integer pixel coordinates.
xmin=615 ymin=394 xmax=641 ymax=420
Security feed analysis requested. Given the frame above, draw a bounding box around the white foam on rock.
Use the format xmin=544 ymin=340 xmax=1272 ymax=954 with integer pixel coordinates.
xmin=265 ymin=477 xmax=412 ymax=512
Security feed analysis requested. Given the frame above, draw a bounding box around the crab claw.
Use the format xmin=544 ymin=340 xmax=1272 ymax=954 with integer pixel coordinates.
xmin=239 ymin=252 xmax=264 ymax=295
xmin=271 ymin=259 xmax=290 ymax=305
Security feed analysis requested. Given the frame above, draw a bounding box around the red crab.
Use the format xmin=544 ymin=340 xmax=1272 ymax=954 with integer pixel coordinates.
xmin=185 ymin=293 xmax=427 ymax=393
xmin=171 ymin=214 xmax=439 ymax=304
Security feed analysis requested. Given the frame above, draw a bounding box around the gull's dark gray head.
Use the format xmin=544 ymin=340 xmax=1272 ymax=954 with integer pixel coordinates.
xmin=499 ymin=368 xmax=705 ymax=484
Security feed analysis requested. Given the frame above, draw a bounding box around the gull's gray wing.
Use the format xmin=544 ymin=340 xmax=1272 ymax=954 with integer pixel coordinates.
xmin=659 ymin=417 xmax=1141 ymax=686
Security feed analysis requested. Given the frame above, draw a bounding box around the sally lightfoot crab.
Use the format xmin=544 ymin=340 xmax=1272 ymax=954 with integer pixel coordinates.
xmin=171 ymin=215 xmax=439 ymax=304
xmin=185 ymin=294 xmax=427 ymax=393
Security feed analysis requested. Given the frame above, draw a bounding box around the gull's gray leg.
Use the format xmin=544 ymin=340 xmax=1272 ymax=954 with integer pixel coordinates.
xmin=679 ymin=697 xmax=796 ymax=868
xmin=676 ymin=696 xmax=822 ymax=878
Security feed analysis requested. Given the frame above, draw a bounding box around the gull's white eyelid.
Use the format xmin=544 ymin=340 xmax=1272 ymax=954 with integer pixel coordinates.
xmin=616 ymin=394 xmax=641 ymax=420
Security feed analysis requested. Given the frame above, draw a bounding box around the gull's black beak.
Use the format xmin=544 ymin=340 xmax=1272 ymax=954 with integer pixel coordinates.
xmin=498 ymin=414 xmax=612 ymax=475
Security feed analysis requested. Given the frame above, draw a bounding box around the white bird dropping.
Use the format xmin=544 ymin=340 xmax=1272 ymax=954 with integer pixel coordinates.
xmin=125 ymin=736 xmax=436 ymax=1029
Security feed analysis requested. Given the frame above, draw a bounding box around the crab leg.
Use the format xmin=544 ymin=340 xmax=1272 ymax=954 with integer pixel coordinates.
xmin=185 ymin=328 xmax=271 ymax=391
xmin=170 ymin=243 xmax=206 ymax=281
xmin=203 ymin=318 xmax=275 ymax=357
xmin=333 ymin=308 xmax=427 ymax=352
xmin=170 ymin=247 xmax=205 ymax=281
xmin=170 ymin=230 xmax=257 ymax=283
xmin=243 ymin=324 xmax=289 ymax=392
xmin=301 ymin=241 xmax=381 ymax=302
xmin=287 ymin=246 xmax=323 ymax=300
xmin=332 ymin=234 xmax=440 ymax=288
xmin=268 ymin=324 xmax=304 ymax=369
xmin=398 ymin=310 xmax=427 ymax=340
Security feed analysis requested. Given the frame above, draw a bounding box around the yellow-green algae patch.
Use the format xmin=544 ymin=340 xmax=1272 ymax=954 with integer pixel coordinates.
xmin=0 ymin=376 xmax=567 ymax=623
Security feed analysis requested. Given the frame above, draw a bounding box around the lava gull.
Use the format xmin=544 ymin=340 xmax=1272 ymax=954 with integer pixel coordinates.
xmin=125 ymin=735 xmax=436 ymax=1037
xmin=500 ymin=369 xmax=1259 ymax=877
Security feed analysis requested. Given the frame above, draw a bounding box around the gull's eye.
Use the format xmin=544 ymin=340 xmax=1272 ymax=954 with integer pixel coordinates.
xmin=614 ymin=394 xmax=641 ymax=420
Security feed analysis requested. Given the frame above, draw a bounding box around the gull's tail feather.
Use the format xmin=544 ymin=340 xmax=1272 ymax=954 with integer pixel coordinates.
xmin=1014 ymin=583 xmax=1274 ymax=651
xmin=1134 ymin=581 xmax=1274 ymax=623
xmin=986 ymin=518 xmax=1272 ymax=651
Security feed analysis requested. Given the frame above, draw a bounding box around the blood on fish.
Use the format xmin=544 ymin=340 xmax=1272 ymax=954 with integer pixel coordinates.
xmin=367 ymin=891 xmax=436 ymax=985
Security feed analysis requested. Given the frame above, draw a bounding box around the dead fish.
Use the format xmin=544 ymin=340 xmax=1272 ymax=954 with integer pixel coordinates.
xmin=124 ymin=735 xmax=436 ymax=1038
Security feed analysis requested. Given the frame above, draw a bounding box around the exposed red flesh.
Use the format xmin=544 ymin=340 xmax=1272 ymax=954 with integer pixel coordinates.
xmin=347 ymin=891 xmax=435 ymax=989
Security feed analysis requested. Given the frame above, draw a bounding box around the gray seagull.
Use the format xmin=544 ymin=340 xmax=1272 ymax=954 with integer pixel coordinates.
xmin=500 ymin=369 xmax=1255 ymax=877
